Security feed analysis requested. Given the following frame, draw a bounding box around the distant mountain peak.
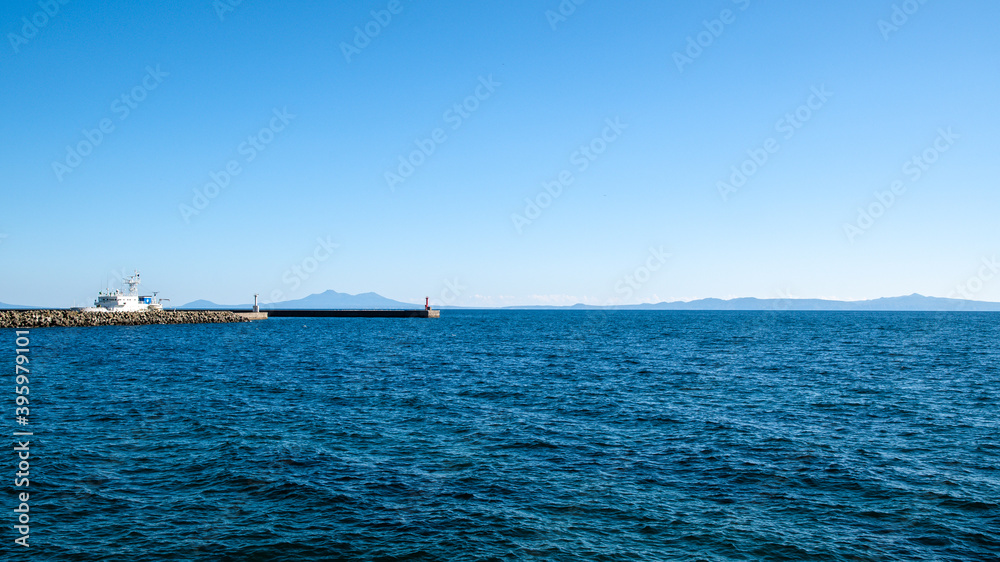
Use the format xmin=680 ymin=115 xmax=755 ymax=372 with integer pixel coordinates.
xmin=179 ymin=289 xmax=420 ymax=310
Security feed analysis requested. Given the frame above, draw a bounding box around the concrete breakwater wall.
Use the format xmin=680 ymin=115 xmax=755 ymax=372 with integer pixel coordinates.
xmin=0 ymin=310 xmax=250 ymax=329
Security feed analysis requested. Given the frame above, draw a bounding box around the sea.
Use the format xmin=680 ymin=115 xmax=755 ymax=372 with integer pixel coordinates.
xmin=9 ymin=311 xmax=1000 ymax=560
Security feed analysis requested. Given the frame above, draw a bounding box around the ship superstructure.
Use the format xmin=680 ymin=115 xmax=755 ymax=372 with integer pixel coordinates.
xmin=83 ymin=271 xmax=165 ymax=312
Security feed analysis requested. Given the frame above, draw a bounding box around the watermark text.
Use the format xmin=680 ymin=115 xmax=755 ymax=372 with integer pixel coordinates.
xmin=512 ymin=117 xmax=627 ymax=234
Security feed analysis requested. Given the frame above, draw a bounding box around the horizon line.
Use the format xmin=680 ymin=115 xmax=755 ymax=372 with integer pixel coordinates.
xmin=5 ymin=292 xmax=1000 ymax=309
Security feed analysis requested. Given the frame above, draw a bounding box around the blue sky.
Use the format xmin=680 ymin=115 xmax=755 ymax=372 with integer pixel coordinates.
xmin=2 ymin=0 xmax=999 ymax=307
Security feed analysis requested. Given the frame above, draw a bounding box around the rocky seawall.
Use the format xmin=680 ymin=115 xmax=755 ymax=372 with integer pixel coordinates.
xmin=0 ymin=310 xmax=251 ymax=329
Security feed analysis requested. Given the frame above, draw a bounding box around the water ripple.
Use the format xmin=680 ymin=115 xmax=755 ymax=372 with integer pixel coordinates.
xmin=11 ymin=311 xmax=1000 ymax=560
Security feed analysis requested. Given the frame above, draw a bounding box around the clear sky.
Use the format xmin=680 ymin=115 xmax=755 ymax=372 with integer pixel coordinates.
xmin=2 ymin=0 xmax=999 ymax=307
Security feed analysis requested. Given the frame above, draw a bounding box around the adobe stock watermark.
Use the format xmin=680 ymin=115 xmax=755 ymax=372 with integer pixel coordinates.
xmin=437 ymin=277 xmax=466 ymax=306
xmin=214 ymin=0 xmax=246 ymax=22
xmin=51 ymin=65 xmax=168 ymax=182
xmin=105 ymin=267 xmax=131 ymax=287
xmin=384 ymin=74 xmax=501 ymax=192
xmin=545 ymin=0 xmax=586 ymax=31
xmin=842 ymin=127 xmax=958 ymax=243
xmin=582 ymin=246 xmax=670 ymax=326
xmin=878 ymin=0 xmax=931 ymax=41
xmin=262 ymin=236 xmax=340 ymax=305
xmin=673 ymin=0 xmax=751 ymax=73
xmin=13 ymin=330 xmax=32 ymax=548
xmin=576 ymin=245 xmax=671 ymax=334
xmin=614 ymin=246 xmax=672 ymax=301
xmin=717 ymin=85 xmax=833 ymax=202
xmin=947 ymin=255 xmax=999 ymax=301
xmin=7 ymin=0 xmax=70 ymax=54
xmin=511 ymin=117 xmax=627 ymax=234
xmin=179 ymin=107 xmax=295 ymax=223
xmin=341 ymin=0 xmax=409 ymax=63
xmin=752 ymin=288 xmax=800 ymax=333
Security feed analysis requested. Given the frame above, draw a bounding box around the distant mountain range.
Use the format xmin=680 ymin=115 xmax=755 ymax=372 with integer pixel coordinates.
xmin=179 ymin=292 xmax=1000 ymax=312
xmin=3 ymin=292 xmax=1000 ymax=312
xmin=179 ymin=290 xmax=421 ymax=310
xmin=491 ymin=294 xmax=1000 ymax=312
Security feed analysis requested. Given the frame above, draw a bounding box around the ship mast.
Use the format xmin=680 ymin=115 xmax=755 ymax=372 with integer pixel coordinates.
xmin=124 ymin=270 xmax=141 ymax=295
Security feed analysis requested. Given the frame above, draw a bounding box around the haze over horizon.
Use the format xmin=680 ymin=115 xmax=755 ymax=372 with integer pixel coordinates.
xmin=2 ymin=1 xmax=998 ymax=307
xmin=6 ymin=288 xmax=1000 ymax=311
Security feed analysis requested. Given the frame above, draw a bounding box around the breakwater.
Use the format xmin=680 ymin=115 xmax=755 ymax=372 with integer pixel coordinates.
xmin=0 ymin=309 xmax=251 ymax=329
xmin=181 ymin=309 xmax=441 ymax=318
xmin=265 ymin=309 xmax=440 ymax=318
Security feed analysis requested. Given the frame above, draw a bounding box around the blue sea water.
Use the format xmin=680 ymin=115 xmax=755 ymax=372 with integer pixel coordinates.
xmin=7 ymin=311 xmax=1000 ymax=560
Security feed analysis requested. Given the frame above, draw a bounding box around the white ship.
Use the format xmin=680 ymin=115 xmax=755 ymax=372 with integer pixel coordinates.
xmin=82 ymin=271 xmax=167 ymax=313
